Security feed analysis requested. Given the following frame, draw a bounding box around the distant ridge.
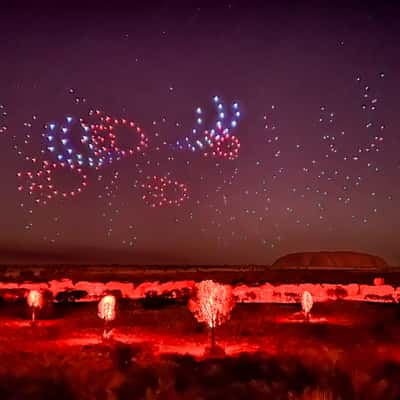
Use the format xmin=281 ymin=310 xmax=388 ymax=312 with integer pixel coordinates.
xmin=272 ymin=251 xmax=387 ymax=269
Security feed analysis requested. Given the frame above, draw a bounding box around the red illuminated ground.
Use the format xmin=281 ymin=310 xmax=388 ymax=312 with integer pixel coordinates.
xmin=0 ymin=298 xmax=400 ymax=399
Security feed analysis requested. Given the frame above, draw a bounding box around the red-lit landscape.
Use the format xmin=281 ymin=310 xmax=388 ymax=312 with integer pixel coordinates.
xmin=2 ymin=0 xmax=400 ymax=398
xmin=0 ymin=252 xmax=400 ymax=399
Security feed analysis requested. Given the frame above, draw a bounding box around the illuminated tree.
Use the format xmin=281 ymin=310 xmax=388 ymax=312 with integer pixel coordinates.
xmin=301 ymin=291 xmax=313 ymax=321
xmin=27 ymin=290 xmax=43 ymax=325
xmin=189 ymin=280 xmax=235 ymax=351
xmin=98 ymin=295 xmax=116 ymax=339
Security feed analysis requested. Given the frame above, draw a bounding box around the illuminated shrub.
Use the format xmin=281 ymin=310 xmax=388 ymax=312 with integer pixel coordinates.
xmin=301 ymin=291 xmax=313 ymax=320
xmin=27 ymin=290 xmax=43 ymax=324
xmin=98 ymin=294 xmax=116 ymax=321
xmin=98 ymin=294 xmax=116 ymax=339
xmin=373 ymin=277 xmax=385 ymax=286
xmin=189 ymin=280 xmax=235 ymax=351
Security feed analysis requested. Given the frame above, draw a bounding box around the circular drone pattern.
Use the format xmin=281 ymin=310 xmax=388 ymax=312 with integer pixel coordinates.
xmin=141 ymin=175 xmax=189 ymax=208
xmin=17 ymin=160 xmax=88 ymax=205
xmin=203 ymin=129 xmax=240 ymax=160
xmin=89 ymin=110 xmax=149 ymax=162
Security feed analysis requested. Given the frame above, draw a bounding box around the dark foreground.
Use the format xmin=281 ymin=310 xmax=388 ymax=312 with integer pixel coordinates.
xmin=0 ymin=300 xmax=400 ymax=399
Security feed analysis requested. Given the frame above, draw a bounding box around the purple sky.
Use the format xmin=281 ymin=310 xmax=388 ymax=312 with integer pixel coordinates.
xmin=1 ymin=1 xmax=399 ymax=265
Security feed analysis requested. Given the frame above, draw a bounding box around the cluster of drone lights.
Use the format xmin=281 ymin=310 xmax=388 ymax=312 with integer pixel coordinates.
xmin=17 ymin=95 xmax=242 ymax=209
xmin=88 ymin=110 xmax=149 ymax=164
xmin=202 ymin=129 xmax=241 ymax=161
xmin=17 ymin=160 xmax=88 ymax=205
xmin=46 ymin=110 xmax=149 ymax=169
xmin=141 ymin=175 xmax=189 ymax=207
xmin=18 ymin=109 xmax=152 ymax=205
xmin=46 ymin=116 xmax=101 ymax=168
xmin=176 ymin=96 xmax=242 ymax=160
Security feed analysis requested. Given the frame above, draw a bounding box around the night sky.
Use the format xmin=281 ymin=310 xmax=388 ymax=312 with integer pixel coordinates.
xmin=1 ymin=1 xmax=399 ymax=265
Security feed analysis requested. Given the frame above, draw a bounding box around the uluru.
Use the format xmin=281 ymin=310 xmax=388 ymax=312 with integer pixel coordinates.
xmin=272 ymin=251 xmax=388 ymax=269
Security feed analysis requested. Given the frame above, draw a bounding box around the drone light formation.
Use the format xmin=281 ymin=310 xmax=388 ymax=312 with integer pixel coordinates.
xmin=175 ymin=96 xmax=242 ymax=160
xmin=88 ymin=110 xmax=149 ymax=164
xmin=202 ymin=130 xmax=241 ymax=161
xmin=46 ymin=116 xmax=97 ymax=168
xmin=9 ymin=69 xmax=398 ymax=263
xmin=140 ymin=175 xmax=189 ymax=208
xmin=45 ymin=110 xmax=149 ymax=170
xmin=16 ymin=96 xmax=240 ymax=214
xmin=17 ymin=161 xmax=88 ymax=205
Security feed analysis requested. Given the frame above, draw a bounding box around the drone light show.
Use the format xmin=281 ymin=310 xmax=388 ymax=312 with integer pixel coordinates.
xmin=1 ymin=1 xmax=400 ymax=399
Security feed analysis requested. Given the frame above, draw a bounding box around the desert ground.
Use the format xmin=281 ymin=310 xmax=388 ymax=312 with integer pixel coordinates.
xmin=0 ymin=284 xmax=400 ymax=399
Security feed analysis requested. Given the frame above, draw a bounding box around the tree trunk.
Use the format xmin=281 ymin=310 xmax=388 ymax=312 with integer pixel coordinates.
xmin=103 ymin=320 xmax=110 ymax=340
xmin=210 ymin=325 xmax=215 ymax=351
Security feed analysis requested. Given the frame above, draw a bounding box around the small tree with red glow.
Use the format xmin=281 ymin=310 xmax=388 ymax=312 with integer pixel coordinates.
xmin=189 ymin=280 xmax=235 ymax=353
xmin=27 ymin=290 xmax=43 ymax=325
xmin=98 ymin=294 xmax=116 ymax=340
xmin=301 ymin=291 xmax=313 ymax=321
